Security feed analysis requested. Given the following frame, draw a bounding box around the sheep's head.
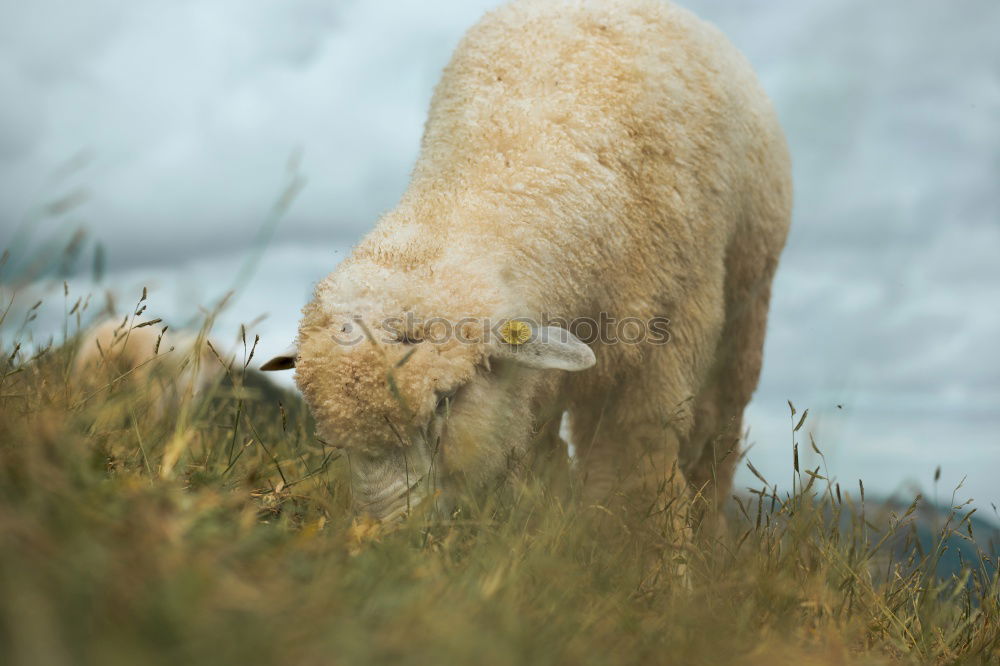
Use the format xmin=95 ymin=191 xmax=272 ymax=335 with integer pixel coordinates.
xmin=262 ymin=266 xmax=594 ymax=522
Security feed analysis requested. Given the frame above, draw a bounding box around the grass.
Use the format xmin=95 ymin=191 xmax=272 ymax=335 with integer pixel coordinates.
xmin=0 ymin=292 xmax=998 ymax=666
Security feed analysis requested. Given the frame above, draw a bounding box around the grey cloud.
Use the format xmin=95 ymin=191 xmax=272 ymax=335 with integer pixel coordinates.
xmin=2 ymin=0 xmax=997 ymax=264
xmin=0 ymin=0 xmax=505 ymax=269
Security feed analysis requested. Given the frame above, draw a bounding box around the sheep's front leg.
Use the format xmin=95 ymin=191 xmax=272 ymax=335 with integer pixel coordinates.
xmin=574 ymin=402 xmax=693 ymax=590
xmin=571 ymin=394 xmax=696 ymax=585
xmin=575 ymin=412 xmax=692 ymax=516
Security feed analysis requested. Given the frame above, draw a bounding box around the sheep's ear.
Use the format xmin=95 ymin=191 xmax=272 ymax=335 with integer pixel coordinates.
xmin=494 ymin=325 xmax=595 ymax=371
xmin=260 ymin=344 xmax=297 ymax=371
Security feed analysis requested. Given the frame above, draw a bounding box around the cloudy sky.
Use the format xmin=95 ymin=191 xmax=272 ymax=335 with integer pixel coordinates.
xmin=1 ymin=0 xmax=998 ymax=511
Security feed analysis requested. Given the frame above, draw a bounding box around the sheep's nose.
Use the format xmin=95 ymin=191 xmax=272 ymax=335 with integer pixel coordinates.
xmin=351 ymin=454 xmax=425 ymax=518
xmin=353 ymin=485 xmax=426 ymax=524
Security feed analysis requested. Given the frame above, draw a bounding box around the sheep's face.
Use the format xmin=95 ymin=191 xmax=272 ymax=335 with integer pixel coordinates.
xmin=263 ymin=305 xmax=595 ymax=522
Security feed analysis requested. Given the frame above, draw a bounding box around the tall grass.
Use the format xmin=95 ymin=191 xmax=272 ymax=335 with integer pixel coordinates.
xmin=0 ymin=293 xmax=997 ymax=665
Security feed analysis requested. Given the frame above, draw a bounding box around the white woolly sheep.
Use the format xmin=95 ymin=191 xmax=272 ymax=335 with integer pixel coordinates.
xmin=264 ymin=0 xmax=792 ymax=525
xmin=74 ymin=317 xmax=219 ymax=411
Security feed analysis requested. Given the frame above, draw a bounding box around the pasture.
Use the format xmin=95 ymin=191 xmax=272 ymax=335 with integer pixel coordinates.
xmin=0 ymin=295 xmax=997 ymax=665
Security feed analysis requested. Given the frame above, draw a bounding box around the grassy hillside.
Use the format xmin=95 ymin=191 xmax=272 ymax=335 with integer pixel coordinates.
xmin=0 ymin=300 xmax=997 ymax=665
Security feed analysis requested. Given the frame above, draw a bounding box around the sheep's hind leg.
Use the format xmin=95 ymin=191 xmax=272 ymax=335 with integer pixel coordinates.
xmin=685 ymin=253 xmax=780 ymax=536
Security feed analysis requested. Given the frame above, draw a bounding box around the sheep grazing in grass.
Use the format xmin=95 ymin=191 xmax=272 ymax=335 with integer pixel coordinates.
xmin=264 ymin=0 xmax=792 ymax=526
xmin=73 ymin=317 xmax=220 ymax=409
xmin=74 ymin=318 xmax=296 ymax=425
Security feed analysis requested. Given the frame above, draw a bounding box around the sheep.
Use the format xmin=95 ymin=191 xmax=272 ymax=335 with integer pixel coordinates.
xmin=73 ymin=317 xmax=220 ymax=411
xmin=263 ymin=0 xmax=792 ymax=527
xmin=74 ymin=317 xmax=299 ymax=422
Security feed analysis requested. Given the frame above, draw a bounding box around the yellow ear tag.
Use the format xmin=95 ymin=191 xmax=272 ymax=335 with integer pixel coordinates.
xmin=500 ymin=320 xmax=531 ymax=346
